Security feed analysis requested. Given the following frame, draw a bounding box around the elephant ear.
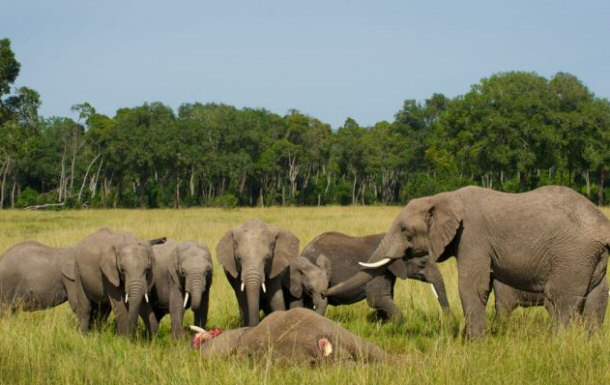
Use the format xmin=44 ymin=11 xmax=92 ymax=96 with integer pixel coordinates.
xmin=269 ymin=226 xmax=299 ymax=279
xmin=288 ymin=261 xmax=303 ymax=298
xmin=387 ymin=259 xmax=410 ymax=280
xmin=216 ymin=229 xmax=238 ymax=278
xmin=101 ymin=246 xmax=121 ymax=287
xmin=315 ymin=253 xmax=332 ymax=282
xmin=168 ymin=245 xmax=182 ymax=288
xmin=61 ymin=259 xmax=77 ymax=281
xmin=427 ymin=193 xmax=463 ymax=262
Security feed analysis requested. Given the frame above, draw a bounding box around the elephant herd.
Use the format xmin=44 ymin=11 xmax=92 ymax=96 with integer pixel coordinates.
xmin=1 ymin=185 xmax=610 ymax=363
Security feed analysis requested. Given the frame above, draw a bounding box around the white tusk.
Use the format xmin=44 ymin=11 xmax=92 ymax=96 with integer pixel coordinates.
xmin=313 ymin=305 xmax=317 ymax=310
xmin=359 ymin=258 xmax=392 ymax=268
xmin=183 ymin=292 xmax=190 ymax=309
xmin=144 ymin=293 xmax=149 ymax=303
xmin=240 ymin=282 xmax=245 ymax=292
xmin=124 ymin=293 xmax=129 ymax=303
xmin=261 ymin=282 xmax=266 ymax=293
xmin=430 ymin=284 xmax=438 ymax=299
xmin=189 ymin=325 xmax=206 ymax=333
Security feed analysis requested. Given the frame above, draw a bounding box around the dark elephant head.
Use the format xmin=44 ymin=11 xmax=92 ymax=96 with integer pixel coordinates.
xmin=217 ymin=218 xmax=299 ymax=326
xmin=102 ymin=237 xmax=163 ymax=332
xmin=170 ymin=241 xmax=212 ymax=310
xmin=287 ymin=255 xmax=331 ymax=315
xmin=325 ymin=192 xmax=463 ymax=296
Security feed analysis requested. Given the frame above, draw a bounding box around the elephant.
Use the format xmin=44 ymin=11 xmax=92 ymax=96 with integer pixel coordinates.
xmin=149 ymin=239 xmax=213 ymax=338
xmin=492 ymin=279 xmax=609 ymax=329
xmin=191 ymin=308 xmax=387 ymax=364
xmin=325 ymin=186 xmax=610 ymax=338
xmin=71 ymin=228 xmax=166 ymax=337
xmin=0 ymin=241 xmax=77 ymax=313
xmin=285 ymin=232 xmax=449 ymax=321
xmin=216 ymin=218 xmax=299 ymax=327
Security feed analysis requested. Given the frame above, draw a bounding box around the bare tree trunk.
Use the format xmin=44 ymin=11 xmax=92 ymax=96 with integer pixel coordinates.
xmin=598 ymin=170 xmax=606 ymax=206
xmin=0 ymin=158 xmax=9 ymax=209
xmin=69 ymin=127 xmax=78 ymax=194
xmin=10 ymin=179 xmax=17 ymax=209
xmin=90 ymin=159 xmax=104 ymax=198
xmin=352 ymin=174 xmax=357 ymax=205
xmin=175 ymin=177 xmax=181 ymax=208
xmin=189 ymin=167 xmax=195 ymax=197
xmin=77 ymin=153 xmax=101 ymax=202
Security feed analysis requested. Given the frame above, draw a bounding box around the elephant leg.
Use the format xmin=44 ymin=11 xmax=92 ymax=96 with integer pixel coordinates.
xmin=73 ymin=275 xmax=92 ymax=333
xmin=266 ymin=278 xmax=286 ymax=313
xmin=423 ymin=261 xmax=450 ymax=312
xmin=457 ymin=255 xmax=492 ymax=339
xmin=90 ymin=302 xmax=112 ymax=330
xmin=139 ymin=302 xmax=159 ymax=338
xmin=235 ymin=287 xmax=249 ymax=327
xmin=492 ymin=281 xmax=518 ymax=323
xmin=108 ymin=293 xmax=130 ymax=335
xmin=544 ymin=263 xmax=593 ymax=330
xmin=64 ymin=279 xmax=79 ymax=314
xmin=365 ymin=274 xmax=403 ymax=322
xmin=169 ymin=287 xmax=185 ymax=339
xmin=288 ymin=298 xmax=304 ymax=309
xmin=194 ymin=287 xmax=210 ymax=329
xmin=583 ymin=279 xmax=608 ymax=333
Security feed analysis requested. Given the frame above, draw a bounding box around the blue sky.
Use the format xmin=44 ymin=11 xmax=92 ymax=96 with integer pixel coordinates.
xmin=3 ymin=0 xmax=609 ymax=128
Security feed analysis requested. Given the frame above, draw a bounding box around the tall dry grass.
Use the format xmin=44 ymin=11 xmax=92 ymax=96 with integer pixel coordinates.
xmin=0 ymin=206 xmax=609 ymax=385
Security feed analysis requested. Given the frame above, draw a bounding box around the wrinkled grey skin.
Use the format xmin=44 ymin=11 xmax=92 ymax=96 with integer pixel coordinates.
xmin=150 ymin=239 xmax=213 ymax=338
xmin=197 ymin=308 xmax=387 ymax=364
xmin=71 ymin=228 xmax=165 ymax=337
xmin=493 ymin=279 xmax=609 ymax=329
xmin=286 ymin=232 xmax=449 ymax=321
xmin=0 ymin=242 xmax=77 ymax=313
xmin=216 ymin=218 xmax=299 ymax=327
xmin=326 ymin=186 xmax=610 ymax=338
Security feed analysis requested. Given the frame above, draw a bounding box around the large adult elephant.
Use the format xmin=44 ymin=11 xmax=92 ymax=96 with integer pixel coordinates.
xmin=72 ymin=228 xmax=165 ymax=337
xmin=150 ymin=239 xmax=213 ymax=338
xmin=216 ymin=218 xmax=299 ymax=327
xmin=0 ymin=241 xmax=77 ymax=313
xmin=325 ymin=186 xmax=610 ymax=338
xmin=285 ymin=232 xmax=449 ymax=321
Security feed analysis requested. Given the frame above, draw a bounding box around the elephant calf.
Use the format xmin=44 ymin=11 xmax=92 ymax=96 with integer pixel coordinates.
xmin=289 ymin=232 xmax=449 ymax=321
xmin=0 ymin=241 xmax=77 ymax=313
xmin=150 ymin=239 xmax=213 ymax=338
xmin=192 ymin=308 xmax=387 ymax=364
xmin=493 ymin=279 xmax=609 ymax=328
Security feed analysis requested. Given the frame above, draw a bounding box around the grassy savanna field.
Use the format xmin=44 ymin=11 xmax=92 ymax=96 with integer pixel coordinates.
xmin=1 ymin=206 xmax=610 ymax=385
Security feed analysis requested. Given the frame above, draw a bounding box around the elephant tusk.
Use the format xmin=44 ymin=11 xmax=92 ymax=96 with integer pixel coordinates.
xmin=183 ymin=292 xmax=190 ymax=309
xmin=124 ymin=293 xmax=129 ymax=304
xmin=144 ymin=293 xmax=149 ymax=303
xmin=189 ymin=325 xmax=206 ymax=333
xmin=430 ymin=284 xmax=438 ymax=299
xmin=261 ymin=283 xmax=266 ymax=293
xmin=359 ymin=258 xmax=392 ymax=268
xmin=240 ymin=282 xmax=245 ymax=292
xmin=313 ymin=304 xmax=317 ymax=310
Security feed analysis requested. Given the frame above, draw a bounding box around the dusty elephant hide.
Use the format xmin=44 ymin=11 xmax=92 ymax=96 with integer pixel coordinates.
xmin=195 ymin=308 xmax=387 ymax=364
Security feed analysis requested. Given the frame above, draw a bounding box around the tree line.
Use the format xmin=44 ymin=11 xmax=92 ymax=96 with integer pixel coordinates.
xmin=1 ymin=37 xmax=609 ymax=209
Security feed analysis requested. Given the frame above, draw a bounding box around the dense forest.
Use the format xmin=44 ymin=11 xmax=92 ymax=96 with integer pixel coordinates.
xmin=1 ymin=37 xmax=609 ymax=209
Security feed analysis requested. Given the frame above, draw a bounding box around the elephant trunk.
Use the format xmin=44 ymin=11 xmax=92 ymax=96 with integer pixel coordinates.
xmin=187 ymin=273 xmax=205 ymax=310
xmin=243 ymin=268 xmax=262 ymax=327
xmin=324 ymin=270 xmax=378 ymax=297
xmin=126 ymin=282 xmax=146 ymax=333
xmin=312 ymin=295 xmax=328 ymax=315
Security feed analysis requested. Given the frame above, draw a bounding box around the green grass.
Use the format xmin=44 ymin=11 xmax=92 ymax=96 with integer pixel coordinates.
xmin=1 ymin=206 xmax=609 ymax=385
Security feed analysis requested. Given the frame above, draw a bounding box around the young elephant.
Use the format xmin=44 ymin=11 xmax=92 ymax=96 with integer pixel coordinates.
xmin=192 ymin=308 xmax=387 ymax=364
xmin=71 ymin=228 xmax=166 ymax=337
xmin=216 ymin=218 xmax=299 ymax=327
xmin=0 ymin=241 xmax=77 ymax=313
xmin=288 ymin=232 xmax=449 ymax=321
xmin=150 ymin=239 xmax=213 ymax=338
xmin=493 ymin=279 xmax=609 ymax=328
